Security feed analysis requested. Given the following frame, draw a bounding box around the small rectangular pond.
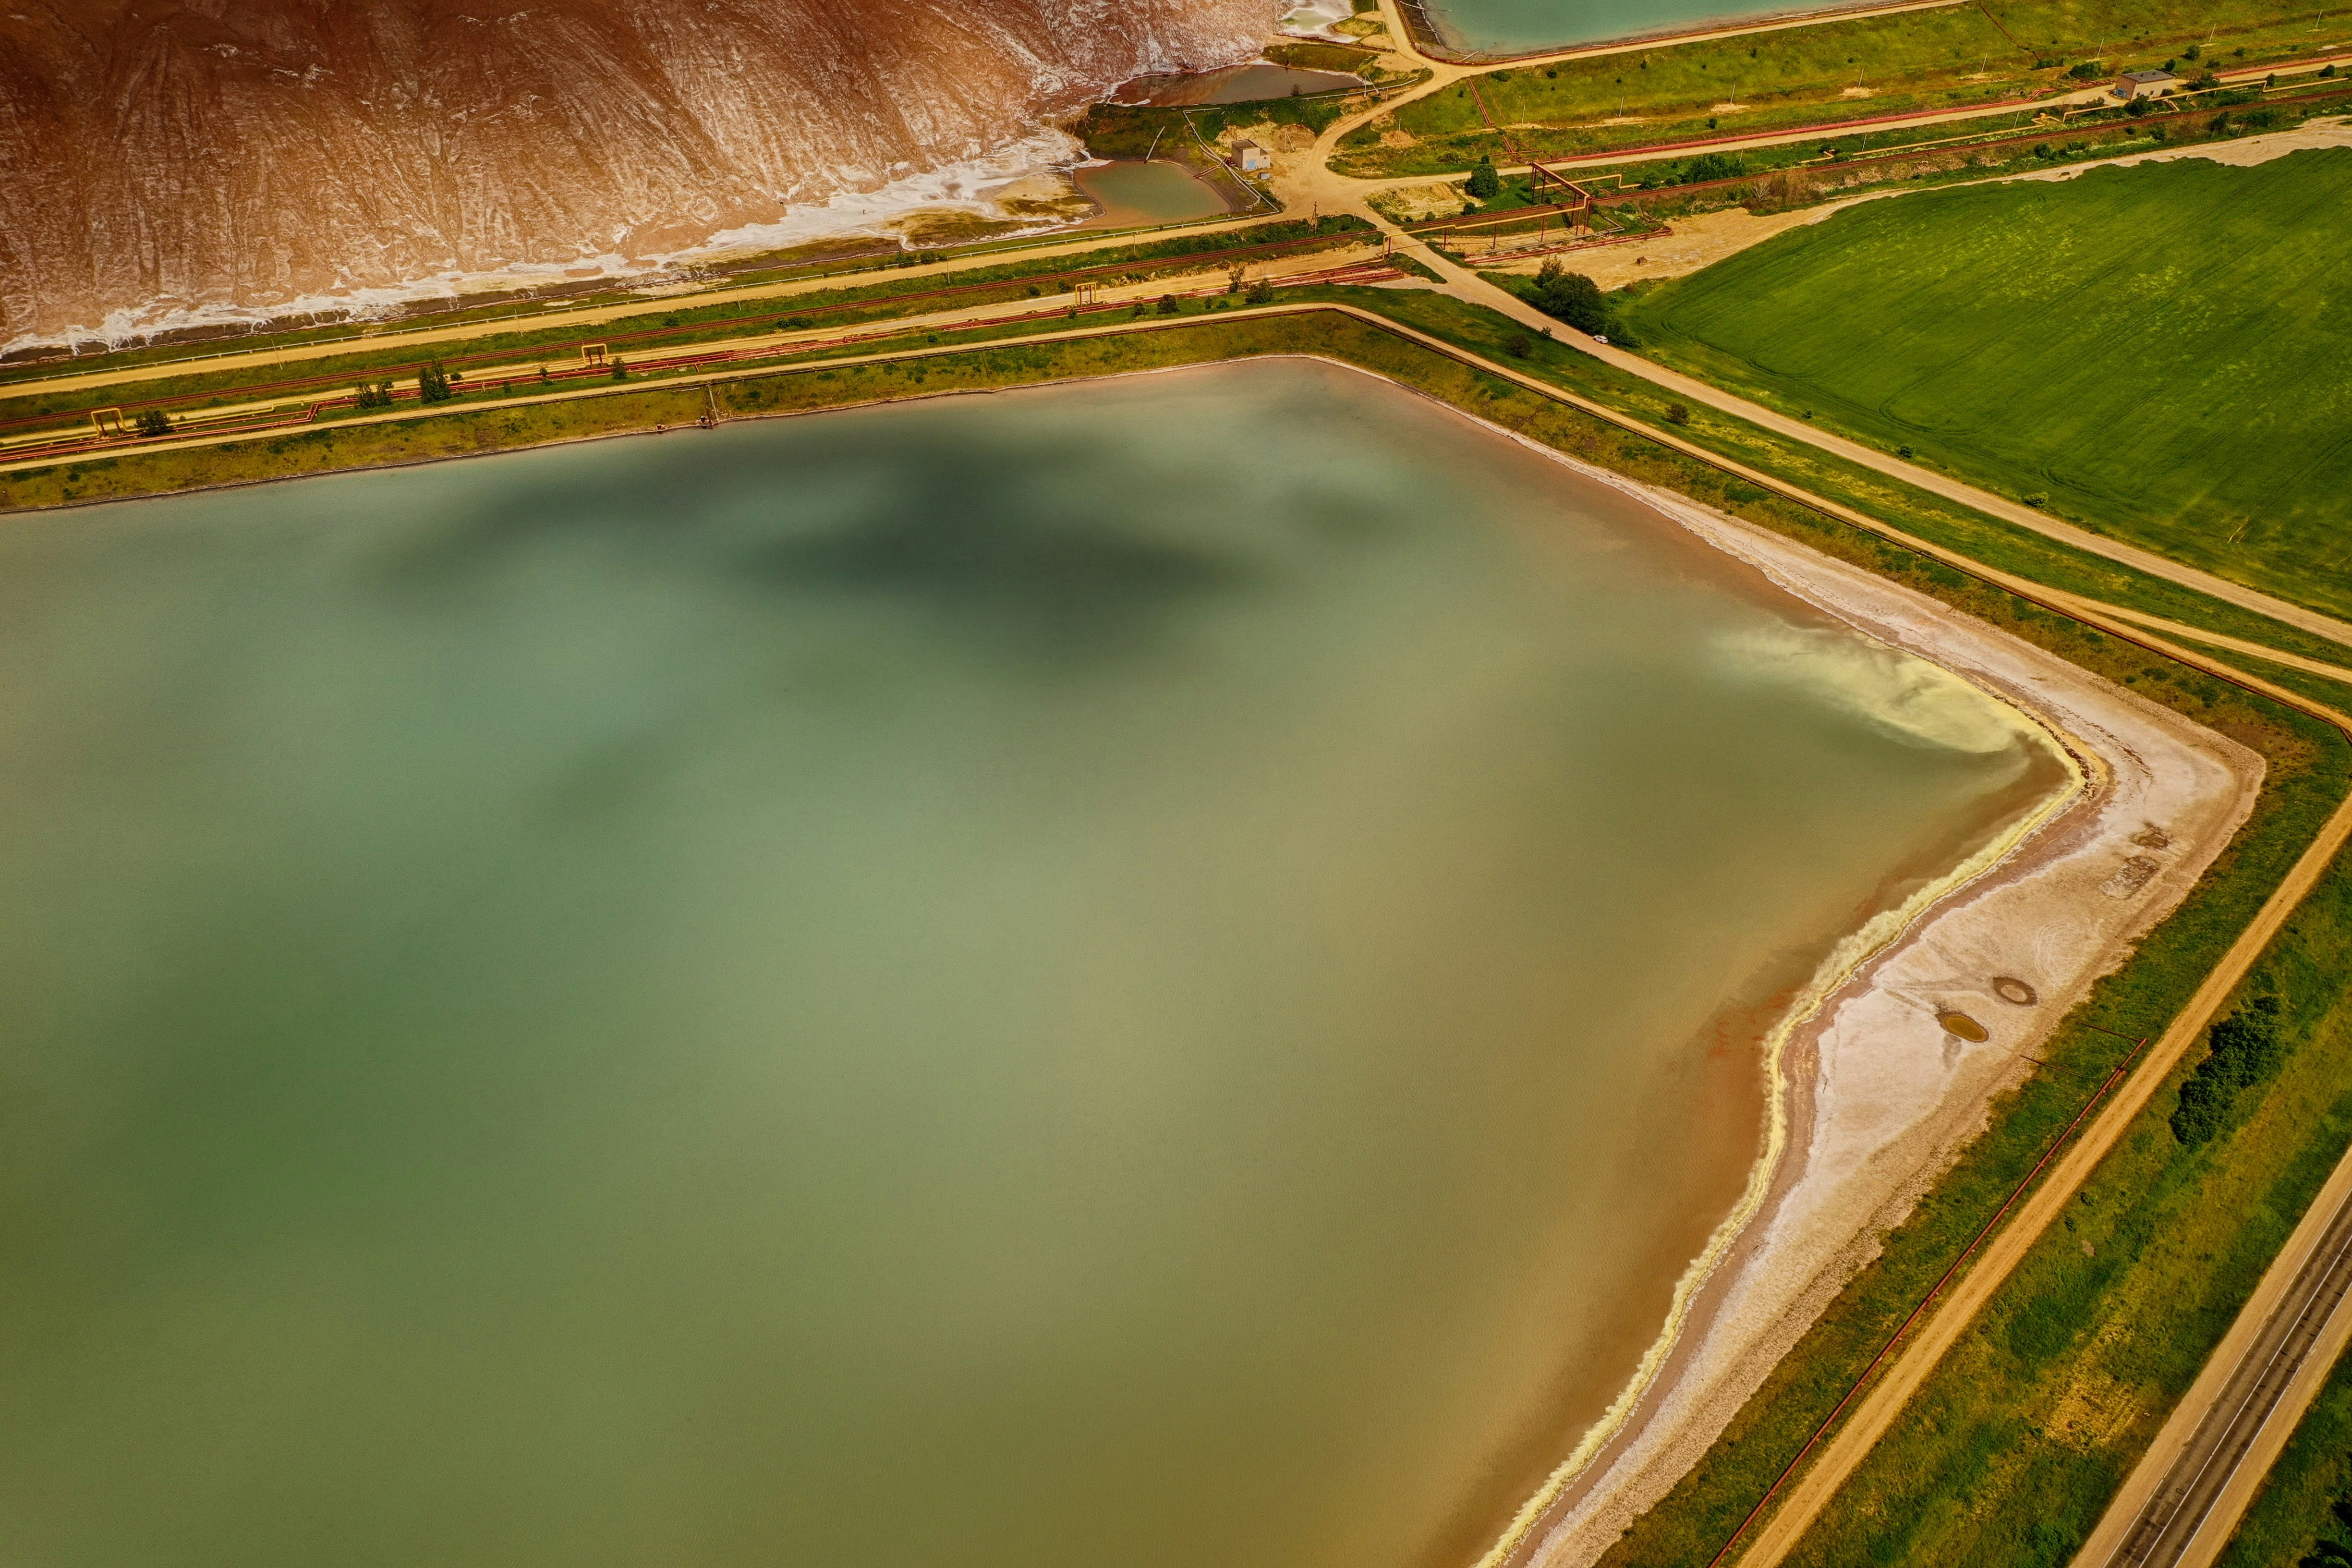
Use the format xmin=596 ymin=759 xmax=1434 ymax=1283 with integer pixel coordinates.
xmin=1071 ymin=159 xmax=1234 ymax=228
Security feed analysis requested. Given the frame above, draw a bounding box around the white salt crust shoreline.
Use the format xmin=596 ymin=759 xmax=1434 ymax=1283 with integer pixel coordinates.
xmin=1487 ymin=459 xmax=2266 ymax=1568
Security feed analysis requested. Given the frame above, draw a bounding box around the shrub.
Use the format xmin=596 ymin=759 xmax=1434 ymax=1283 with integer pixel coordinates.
xmin=135 ymin=408 xmax=173 ymax=437
xmin=1155 ymin=293 xmax=1180 ymax=315
xmin=417 ymin=360 xmax=454 ymax=402
xmin=1665 ymin=401 xmax=1691 ymax=425
xmin=2171 ymin=996 xmax=2287 ymax=1145
xmin=608 ymin=358 xmax=628 ymax=381
xmin=1522 ymin=258 xmax=1632 ymax=343
xmin=1506 ymin=332 xmax=1535 ymax=358
xmin=1682 ymin=152 xmax=1748 ymax=183
xmin=1245 ymin=277 xmax=1276 ymax=305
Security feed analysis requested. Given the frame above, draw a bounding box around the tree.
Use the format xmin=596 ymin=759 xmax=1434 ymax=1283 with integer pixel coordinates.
xmin=609 ymin=357 xmax=629 ymax=381
xmin=1665 ymin=402 xmax=1690 ymax=425
xmin=1245 ymin=277 xmax=1276 ymax=306
xmin=1525 ymin=258 xmax=1612 ymax=338
xmin=135 ymin=408 xmax=172 ymax=437
xmin=1155 ymin=293 xmax=1180 ymax=315
xmin=1465 ymin=156 xmax=1501 ymax=201
xmin=1681 ymin=152 xmax=1748 ymax=184
xmin=2170 ymin=996 xmax=2286 ymax=1145
xmin=2067 ymin=60 xmax=2103 ymax=81
xmin=417 ymin=360 xmax=454 ymax=403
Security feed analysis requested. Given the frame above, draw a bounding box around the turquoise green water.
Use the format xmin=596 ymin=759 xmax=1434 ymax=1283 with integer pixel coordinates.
xmin=1430 ymin=0 xmax=1854 ymax=56
xmin=0 ymin=361 xmax=2059 ymax=1568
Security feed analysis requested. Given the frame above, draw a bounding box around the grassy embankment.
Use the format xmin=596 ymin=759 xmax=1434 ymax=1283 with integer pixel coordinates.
xmin=1614 ymin=148 xmax=2352 ymax=627
xmin=1334 ymin=0 xmax=2340 ymax=177
xmin=0 ymin=219 xmax=1372 ymax=429
xmin=2202 ymin=674 xmax=2352 ymax=1568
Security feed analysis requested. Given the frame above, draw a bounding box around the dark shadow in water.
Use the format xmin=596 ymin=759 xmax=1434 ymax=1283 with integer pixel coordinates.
xmin=379 ymin=429 xmax=1257 ymax=666
xmin=748 ymin=503 xmax=1249 ymax=660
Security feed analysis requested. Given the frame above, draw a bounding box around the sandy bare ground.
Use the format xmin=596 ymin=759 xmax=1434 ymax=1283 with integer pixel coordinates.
xmin=1480 ymin=207 xmax=1828 ymax=288
xmin=1460 ymin=464 xmax=2267 ymax=1568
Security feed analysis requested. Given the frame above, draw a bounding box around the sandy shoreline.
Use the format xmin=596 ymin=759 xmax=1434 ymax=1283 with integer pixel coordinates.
xmin=1451 ymin=455 xmax=2267 ymax=1568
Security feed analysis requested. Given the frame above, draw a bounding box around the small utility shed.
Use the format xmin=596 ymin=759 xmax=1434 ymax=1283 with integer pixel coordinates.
xmin=2119 ymin=69 xmax=2179 ymax=100
xmin=1233 ymin=139 xmax=1271 ymax=172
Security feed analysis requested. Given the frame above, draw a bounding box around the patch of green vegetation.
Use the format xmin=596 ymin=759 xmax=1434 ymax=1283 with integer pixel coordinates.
xmin=0 ymin=219 xmax=1369 ymax=429
xmin=1263 ymin=40 xmax=1378 ymax=74
xmin=2221 ymin=1384 xmax=2352 ymax=1568
xmin=0 ymin=386 xmax=713 ymax=509
xmin=1338 ymin=0 xmax=2335 ymax=177
xmin=1617 ymin=149 xmax=2352 ymax=624
xmin=2173 ymin=995 xmax=2291 ymax=1144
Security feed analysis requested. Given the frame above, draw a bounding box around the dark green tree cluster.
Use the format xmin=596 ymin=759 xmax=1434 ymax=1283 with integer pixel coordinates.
xmin=353 ymin=378 xmax=395 ymax=410
xmin=134 ymin=408 xmax=172 ymax=437
xmin=2170 ymin=994 xmax=2287 ymax=1146
xmin=1519 ymin=258 xmax=1632 ymax=344
xmin=1465 ymin=155 xmax=1501 ymax=201
xmin=2067 ymin=60 xmax=2105 ymax=81
xmin=2297 ymin=1489 xmax=2352 ymax=1567
xmin=1679 ymin=151 xmax=1749 ymax=184
xmin=417 ymin=360 xmax=456 ymax=403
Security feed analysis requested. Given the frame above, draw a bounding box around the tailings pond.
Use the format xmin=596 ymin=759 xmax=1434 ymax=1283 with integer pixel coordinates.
xmin=1071 ymin=159 xmax=1233 ymax=227
xmin=1424 ymin=0 xmax=1878 ymax=57
xmin=0 ymin=359 xmax=2064 ymax=1568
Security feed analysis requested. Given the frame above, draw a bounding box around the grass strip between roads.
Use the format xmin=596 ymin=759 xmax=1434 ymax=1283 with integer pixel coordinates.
xmin=9 ymin=305 xmax=2350 ymax=1568
xmin=0 ymin=219 xmax=1375 ymax=426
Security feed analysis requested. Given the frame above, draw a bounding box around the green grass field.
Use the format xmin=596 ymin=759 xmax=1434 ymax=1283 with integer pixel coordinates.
xmin=1617 ymin=147 xmax=2352 ymax=624
xmin=1334 ymin=0 xmax=2343 ymax=176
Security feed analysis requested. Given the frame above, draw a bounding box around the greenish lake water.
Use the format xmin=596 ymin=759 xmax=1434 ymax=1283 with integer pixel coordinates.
xmin=0 ymin=360 xmax=2058 ymax=1568
xmin=1071 ymin=160 xmax=1232 ymax=228
xmin=1429 ymin=0 xmax=1853 ymax=56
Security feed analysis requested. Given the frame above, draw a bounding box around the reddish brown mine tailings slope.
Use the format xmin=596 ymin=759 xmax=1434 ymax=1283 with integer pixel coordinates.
xmin=0 ymin=0 xmax=1274 ymax=344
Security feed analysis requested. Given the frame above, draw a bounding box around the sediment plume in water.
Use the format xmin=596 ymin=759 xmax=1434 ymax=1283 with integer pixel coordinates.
xmin=0 ymin=0 xmax=1274 ymax=350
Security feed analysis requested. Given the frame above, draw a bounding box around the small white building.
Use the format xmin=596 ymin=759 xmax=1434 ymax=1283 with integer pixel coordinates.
xmin=1233 ymin=139 xmax=1271 ymax=173
xmin=2119 ymin=69 xmax=2179 ymax=101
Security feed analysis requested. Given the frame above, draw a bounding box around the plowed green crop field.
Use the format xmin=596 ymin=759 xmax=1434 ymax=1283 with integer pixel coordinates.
xmin=1619 ymin=147 xmax=2352 ymax=623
